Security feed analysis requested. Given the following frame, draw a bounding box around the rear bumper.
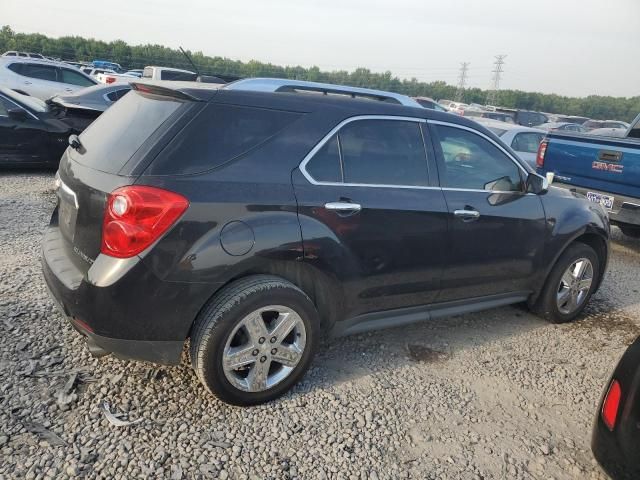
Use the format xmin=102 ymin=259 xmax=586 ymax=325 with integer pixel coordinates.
xmin=552 ymin=182 xmax=640 ymax=227
xmin=41 ymin=225 xmax=217 ymax=365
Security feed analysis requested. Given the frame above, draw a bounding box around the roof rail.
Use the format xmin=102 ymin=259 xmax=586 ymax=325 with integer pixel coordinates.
xmin=224 ymin=78 xmax=422 ymax=108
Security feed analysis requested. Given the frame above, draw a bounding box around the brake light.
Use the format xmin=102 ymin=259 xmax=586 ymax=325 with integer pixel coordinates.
xmin=602 ymin=379 xmax=622 ymax=431
xmin=105 ymin=76 xmax=116 ymax=84
xmin=101 ymin=186 xmax=189 ymax=258
xmin=536 ymin=140 xmax=548 ymax=168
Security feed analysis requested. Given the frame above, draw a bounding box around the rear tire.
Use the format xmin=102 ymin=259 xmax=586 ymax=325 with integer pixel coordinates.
xmin=190 ymin=275 xmax=319 ymax=406
xmin=533 ymin=243 xmax=600 ymax=324
xmin=619 ymin=225 xmax=640 ymax=238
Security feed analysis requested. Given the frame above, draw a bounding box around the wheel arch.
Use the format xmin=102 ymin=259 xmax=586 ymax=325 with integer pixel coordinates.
xmin=186 ymin=260 xmax=344 ymax=340
xmin=529 ymin=227 xmax=609 ymax=306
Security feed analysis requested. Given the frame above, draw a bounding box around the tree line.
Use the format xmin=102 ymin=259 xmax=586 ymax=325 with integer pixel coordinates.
xmin=1 ymin=25 xmax=638 ymax=122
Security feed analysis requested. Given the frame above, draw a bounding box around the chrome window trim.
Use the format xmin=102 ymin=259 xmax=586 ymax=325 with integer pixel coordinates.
xmin=427 ymin=119 xmax=529 ymax=176
xmin=299 ymin=115 xmax=429 ymax=189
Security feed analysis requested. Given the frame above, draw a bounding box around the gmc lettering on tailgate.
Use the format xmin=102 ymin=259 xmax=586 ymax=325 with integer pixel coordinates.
xmin=592 ymin=161 xmax=623 ymax=173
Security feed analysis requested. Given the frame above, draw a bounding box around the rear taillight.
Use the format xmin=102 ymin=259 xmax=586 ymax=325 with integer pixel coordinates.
xmin=602 ymin=379 xmax=622 ymax=431
xmin=101 ymin=186 xmax=189 ymax=258
xmin=105 ymin=76 xmax=116 ymax=84
xmin=536 ymin=140 xmax=548 ymax=168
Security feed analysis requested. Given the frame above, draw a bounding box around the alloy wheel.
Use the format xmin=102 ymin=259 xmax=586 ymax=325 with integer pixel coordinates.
xmin=556 ymin=258 xmax=593 ymax=315
xmin=222 ymin=305 xmax=307 ymax=392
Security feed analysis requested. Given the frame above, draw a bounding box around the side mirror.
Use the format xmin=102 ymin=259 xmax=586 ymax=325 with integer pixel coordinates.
xmin=7 ymin=107 xmax=28 ymax=122
xmin=526 ymin=172 xmax=549 ymax=194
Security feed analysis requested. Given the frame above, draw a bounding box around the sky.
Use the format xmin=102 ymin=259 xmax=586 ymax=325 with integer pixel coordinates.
xmin=2 ymin=0 xmax=639 ymax=98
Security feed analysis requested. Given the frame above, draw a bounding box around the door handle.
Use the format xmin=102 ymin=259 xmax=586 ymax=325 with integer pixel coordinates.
xmin=24 ymin=81 xmax=32 ymax=85
xmin=324 ymin=201 xmax=362 ymax=212
xmin=454 ymin=209 xmax=480 ymax=219
xmin=65 ymin=88 xmax=73 ymax=92
xmin=597 ymin=150 xmax=622 ymax=162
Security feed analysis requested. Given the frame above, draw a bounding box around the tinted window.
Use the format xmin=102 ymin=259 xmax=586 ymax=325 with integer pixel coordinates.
xmin=415 ymin=98 xmax=435 ymax=109
xmin=148 ymin=103 xmax=302 ymax=175
xmin=24 ymin=63 xmax=58 ymax=81
xmin=434 ymin=125 xmax=522 ymax=192
xmin=72 ymin=91 xmax=185 ymax=174
xmin=511 ymin=132 xmax=545 ymax=154
xmin=306 ymin=136 xmax=342 ymax=182
xmin=339 ymin=120 xmax=428 ymax=186
xmin=60 ymin=68 xmax=96 ymax=87
xmin=105 ymin=88 xmax=130 ymax=102
xmin=5 ymin=52 xmax=16 ymax=56
xmin=160 ymin=70 xmax=197 ymax=81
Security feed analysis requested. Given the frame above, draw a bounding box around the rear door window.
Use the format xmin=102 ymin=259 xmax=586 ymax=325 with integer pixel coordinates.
xmin=147 ymin=103 xmax=302 ymax=175
xmin=339 ymin=120 xmax=428 ymax=186
xmin=304 ymin=119 xmax=429 ymax=186
xmin=71 ymin=90 xmax=186 ymax=174
xmin=12 ymin=63 xmax=58 ymax=81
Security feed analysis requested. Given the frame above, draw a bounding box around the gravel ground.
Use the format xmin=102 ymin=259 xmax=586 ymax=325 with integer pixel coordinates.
xmin=1 ymin=171 xmax=639 ymax=480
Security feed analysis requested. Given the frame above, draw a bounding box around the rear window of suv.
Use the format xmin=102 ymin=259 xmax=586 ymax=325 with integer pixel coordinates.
xmin=146 ymin=103 xmax=302 ymax=175
xmin=71 ymin=90 xmax=186 ymax=174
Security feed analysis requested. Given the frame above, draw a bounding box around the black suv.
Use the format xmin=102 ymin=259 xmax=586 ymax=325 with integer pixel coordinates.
xmin=43 ymin=79 xmax=609 ymax=405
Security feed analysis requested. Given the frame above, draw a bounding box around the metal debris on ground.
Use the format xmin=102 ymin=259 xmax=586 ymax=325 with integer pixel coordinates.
xmin=100 ymin=401 xmax=144 ymax=427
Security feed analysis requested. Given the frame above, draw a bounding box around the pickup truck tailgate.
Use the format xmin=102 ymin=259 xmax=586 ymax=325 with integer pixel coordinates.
xmin=543 ymin=134 xmax=640 ymax=199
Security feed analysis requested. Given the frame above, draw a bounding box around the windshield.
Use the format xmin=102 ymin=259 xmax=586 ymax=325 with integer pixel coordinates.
xmin=0 ymin=87 xmax=47 ymax=112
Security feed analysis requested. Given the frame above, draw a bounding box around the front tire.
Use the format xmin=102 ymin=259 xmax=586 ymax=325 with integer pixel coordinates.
xmin=190 ymin=275 xmax=319 ymax=406
xmin=533 ymin=243 xmax=600 ymax=324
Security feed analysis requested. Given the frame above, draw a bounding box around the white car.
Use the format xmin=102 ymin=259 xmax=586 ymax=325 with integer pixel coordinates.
xmin=2 ymin=51 xmax=45 ymax=59
xmin=472 ymin=118 xmax=546 ymax=168
xmin=142 ymin=66 xmax=198 ymax=81
xmin=0 ymin=57 xmax=98 ymax=100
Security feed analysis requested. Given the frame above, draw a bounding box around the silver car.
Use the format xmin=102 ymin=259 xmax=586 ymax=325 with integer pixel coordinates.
xmin=472 ymin=118 xmax=546 ymax=167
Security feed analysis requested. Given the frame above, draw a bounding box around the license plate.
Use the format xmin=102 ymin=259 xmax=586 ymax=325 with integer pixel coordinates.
xmin=586 ymin=191 xmax=614 ymax=211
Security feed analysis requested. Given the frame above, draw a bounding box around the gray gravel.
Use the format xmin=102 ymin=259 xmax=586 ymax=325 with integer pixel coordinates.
xmin=1 ymin=171 xmax=639 ymax=479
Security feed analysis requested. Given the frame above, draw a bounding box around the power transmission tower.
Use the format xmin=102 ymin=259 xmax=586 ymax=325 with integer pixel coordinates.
xmin=486 ymin=54 xmax=507 ymax=106
xmin=454 ymin=62 xmax=469 ymax=102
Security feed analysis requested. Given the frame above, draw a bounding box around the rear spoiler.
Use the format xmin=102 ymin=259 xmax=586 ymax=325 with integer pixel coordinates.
xmin=130 ymin=82 xmax=200 ymax=101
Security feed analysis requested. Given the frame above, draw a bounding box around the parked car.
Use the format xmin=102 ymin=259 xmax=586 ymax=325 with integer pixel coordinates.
xmin=91 ymin=60 xmax=124 ymax=73
xmin=587 ymin=127 xmax=628 ymax=138
xmin=592 ymin=336 xmax=640 ymax=479
xmin=43 ymin=78 xmax=609 ymax=405
xmin=2 ymin=51 xmax=45 ymax=59
xmin=0 ymin=87 xmax=75 ymax=167
xmin=142 ymin=66 xmax=198 ymax=81
xmin=47 ymin=83 xmax=132 ymax=131
xmin=537 ymin=122 xmax=587 ymax=133
xmin=472 ymin=118 xmax=546 ymax=167
xmin=496 ymin=108 xmax=549 ymax=127
xmin=81 ymin=67 xmax=117 ymax=77
xmin=0 ymin=58 xmax=98 ymax=100
xmin=413 ymin=96 xmax=447 ymax=112
xmin=536 ymin=113 xmax=640 ymax=237
xmin=123 ymin=69 xmax=144 ymax=78
xmin=462 ymin=109 xmax=515 ymax=123
xmin=583 ymin=120 xmax=630 ymax=131
xmin=443 ymin=101 xmax=468 ymax=115
xmin=553 ymin=115 xmax=590 ymax=125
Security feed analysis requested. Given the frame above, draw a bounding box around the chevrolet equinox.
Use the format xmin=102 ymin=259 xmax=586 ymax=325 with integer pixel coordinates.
xmin=42 ymin=78 xmax=609 ymax=405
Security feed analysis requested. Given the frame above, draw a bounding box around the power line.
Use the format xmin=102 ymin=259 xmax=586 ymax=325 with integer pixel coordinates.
xmin=486 ymin=54 xmax=507 ymax=106
xmin=454 ymin=62 xmax=470 ymax=102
